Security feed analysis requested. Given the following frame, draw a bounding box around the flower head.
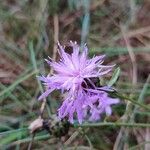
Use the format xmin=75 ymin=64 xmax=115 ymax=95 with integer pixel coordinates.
xmin=39 ymin=41 xmax=119 ymax=124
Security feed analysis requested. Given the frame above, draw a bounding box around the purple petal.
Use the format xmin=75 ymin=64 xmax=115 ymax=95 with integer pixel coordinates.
xmin=38 ymin=88 xmax=54 ymax=100
xmin=105 ymin=106 xmax=112 ymax=116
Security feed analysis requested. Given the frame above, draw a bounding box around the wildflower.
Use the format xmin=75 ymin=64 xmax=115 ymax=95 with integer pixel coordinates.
xmin=88 ymin=92 xmax=119 ymax=121
xmin=39 ymin=41 xmax=119 ymax=124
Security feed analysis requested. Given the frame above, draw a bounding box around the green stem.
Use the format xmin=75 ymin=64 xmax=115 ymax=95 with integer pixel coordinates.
xmin=75 ymin=122 xmax=150 ymax=128
xmin=113 ymin=92 xmax=150 ymax=111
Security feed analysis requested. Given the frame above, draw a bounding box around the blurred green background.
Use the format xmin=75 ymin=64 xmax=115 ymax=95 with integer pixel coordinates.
xmin=0 ymin=0 xmax=150 ymax=149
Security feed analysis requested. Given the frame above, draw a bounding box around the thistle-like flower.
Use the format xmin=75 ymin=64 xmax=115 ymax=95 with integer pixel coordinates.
xmin=39 ymin=41 xmax=119 ymax=124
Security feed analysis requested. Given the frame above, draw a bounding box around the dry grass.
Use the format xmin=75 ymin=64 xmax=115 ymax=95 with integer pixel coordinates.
xmin=0 ymin=0 xmax=150 ymax=149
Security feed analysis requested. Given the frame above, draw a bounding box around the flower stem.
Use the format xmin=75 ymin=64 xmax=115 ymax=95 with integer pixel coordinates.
xmin=75 ymin=122 xmax=150 ymax=128
xmin=112 ymin=92 xmax=150 ymax=111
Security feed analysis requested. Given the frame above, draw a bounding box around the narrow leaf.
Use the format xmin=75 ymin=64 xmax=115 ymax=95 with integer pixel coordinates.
xmin=108 ymin=67 xmax=120 ymax=86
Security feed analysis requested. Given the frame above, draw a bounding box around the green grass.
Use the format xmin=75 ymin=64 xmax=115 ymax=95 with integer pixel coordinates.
xmin=0 ymin=0 xmax=150 ymax=149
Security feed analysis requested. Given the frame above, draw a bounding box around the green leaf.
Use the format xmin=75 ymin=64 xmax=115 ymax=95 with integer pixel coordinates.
xmin=108 ymin=67 xmax=120 ymax=86
xmin=0 ymin=70 xmax=38 ymax=101
xmin=0 ymin=128 xmax=28 ymax=145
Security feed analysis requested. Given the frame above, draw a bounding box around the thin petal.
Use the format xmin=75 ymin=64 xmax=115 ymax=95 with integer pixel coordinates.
xmin=38 ymin=88 xmax=54 ymax=100
xmin=105 ymin=106 xmax=112 ymax=116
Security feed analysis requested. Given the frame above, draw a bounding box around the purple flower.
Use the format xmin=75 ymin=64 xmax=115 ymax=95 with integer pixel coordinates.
xmin=39 ymin=41 xmax=119 ymax=124
xmin=89 ymin=93 xmax=119 ymax=121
